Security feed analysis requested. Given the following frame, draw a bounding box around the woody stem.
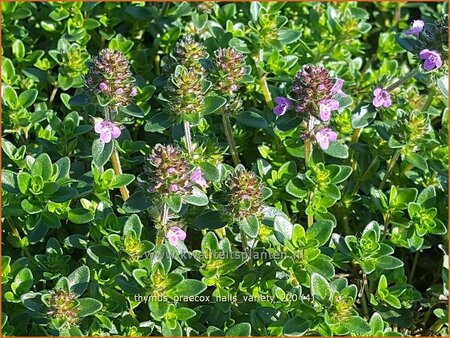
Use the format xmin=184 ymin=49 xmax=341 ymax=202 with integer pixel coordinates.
xmin=255 ymin=49 xmax=274 ymax=109
xmin=386 ymin=68 xmax=420 ymax=92
xmin=305 ymin=117 xmax=315 ymax=227
xmin=111 ymin=146 xmax=130 ymax=201
xmin=222 ymin=112 xmax=240 ymax=166
xmin=156 ymin=204 xmax=169 ymax=247
xmin=184 ymin=120 xmax=194 ymax=155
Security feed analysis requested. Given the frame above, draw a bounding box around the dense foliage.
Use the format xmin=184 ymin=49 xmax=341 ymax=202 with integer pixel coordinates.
xmin=1 ymin=1 xmax=449 ymax=336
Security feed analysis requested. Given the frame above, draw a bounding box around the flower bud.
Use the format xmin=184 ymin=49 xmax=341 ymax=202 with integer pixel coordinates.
xmin=85 ymin=48 xmax=136 ymax=108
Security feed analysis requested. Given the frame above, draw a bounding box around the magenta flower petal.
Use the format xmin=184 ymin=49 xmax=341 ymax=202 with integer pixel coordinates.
xmin=318 ymin=99 xmax=339 ymax=122
xmin=111 ymin=125 xmax=121 ymax=139
xmin=190 ymin=167 xmax=207 ymax=187
xmin=419 ymin=49 xmax=442 ymax=71
xmin=273 ymin=105 xmax=287 ymax=116
xmin=372 ymin=87 xmax=392 ymax=108
xmin=332 ymin=78 xmax=346 ymax=96
xmin=166 ymin=226 xmax=186 ymax=245
xmin=273 ymin=97 xmax=293 ymax=116
xmin=94 ymin=121 xmax=103 ymax=133
xmin=406 ymin=20 xmax=424 ymax=35
xmin=315 ymin=128 xmax=338 ymax=150
xmin=100 ymin=131 xmax=112 ymax=144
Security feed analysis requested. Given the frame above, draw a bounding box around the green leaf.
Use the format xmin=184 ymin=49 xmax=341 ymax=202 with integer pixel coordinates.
xmin=329 ymin=165 xmax=352 ymax=184
xmin=123 ymin=214 xmax=143 ymax=238
xmin=68 ymin=208 xmax=94 ymax=224
xmin=12 ymin=268 xmax=33 ymax=295
xmin=238 ymin=215 xmax=260 ymax=238
xmin=17 ymin=171 xmax=31 ymax=195
xmin=120 ymin=103 xmax=144 ymax=118
xmin=149 ymin=301 xmax=170 ymax=319
xmin=437 ymin=74 xmax=448 ymax=102
xmin=323 ymin=142 xmax=349 ymax=159
xmin=273 ymin=215 xmax=293 ymax=243
xmin=168 ymin=279 xmax=206 ymax=297
xmin=3 ymin=85 xmax=18 ymax=108
xmin=341 ymin=316 xmax=371 ymax=335
xmin=87 ymin=245 xmax=117 ymax=264
xmin=68 ymin=93 xmax=90 ymax=107
xmin=193 ymin=210 xmax=228 ymax=230
xmin=417 ymin=186 xmax=436 ymax=207
xmin=183 ymin=187 xmax=209 ymax=206
xmin=12 ymin=40 xmax=25 ymax=60
xmin=31 ymin=153 xmax=53 ymax=181
xmin=283 ymin=317 xmax=311 ymax=336
xmin=174 ymin=307 xmax=197 ymax=321
xmin=18 ymin=89 xmax=38 ymax=108
xmin=306 ymin=220 xmax=334 ymax=246
xmin=122 ymin=190 xmax=152 ymax=213
xmin=278 ymin=29 xmax=301 ymax=44
xmin=384 ymin=294 xmax=402 ymax=309
xmin=2 ymin=170 xmax=19 ymax=193
xmin=77 ymin=298 xmax=103 ymax=317
xmin=351 ymin=104 xmax=377 ymax=129
xmin=236 ymin=111 xmax=268 ymax=129
xmin=92 ymin=138 xmax=113 ymax=167
xmin=49 ymin=186 xmax=77 ymax=203
xmin=336 ymin=93 xmax=353 ymax=110
xmin=21 ymin=199 xmax=42 ymax=214
xmin=166 ymin=194 xmax=182 ymax=213
xmin=144 ymin=112 xmax=173 ymax=133
xmin=376 ymin=256 xmax=404 ymax=270
xmin=203 ymin=96 xmax=227 ymax=115
xmin=228 ymin=38 xmax=251 ymax=54
xmin=110 ymin=174 xmax=135 ymax=188
xmin=310 ymin=273 xmax=331 ymax=302
xmin=199 ymin=162 xmax=219 ymax=182
xmin=406 ymin=153 xmax=428 ymax=171
xmin=68 ymin=266 xmax=90 ymax=296
xmin=226 ymin=323 xmax=251 ymax=336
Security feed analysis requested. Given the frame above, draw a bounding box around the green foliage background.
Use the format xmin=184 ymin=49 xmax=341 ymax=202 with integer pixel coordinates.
xmin=1 ymin=1 xmax=448 ymax=336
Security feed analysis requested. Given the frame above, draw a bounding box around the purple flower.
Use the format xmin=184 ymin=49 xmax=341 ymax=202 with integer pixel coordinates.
xmin=94 ymin=120 xmax=121 ymax=144
xmin=190 ymin=167 xmax=207 ymax=187
xmin=419 ymin=49 xmax=442 ymax=71
xmin=99 ymin=82 xmax=108 ymax=92
xmin=331 ymin=78 xmax=346 ymax=96
xmin=372 ymin=88 xmax=392 ymax=108
xmin=169 ymin=184 xmax=179 ymax=192
xmin=318 ymin=99 xmax=339 ymax=122
xmin=130 ymin=87 xmax=138 ymax=97
xmin=406 ymin=20 xmax=424 ymax=36
xmin=273 ymin=97 xmax=293 ymax=116
xmin=166 ymin=226 xmax=186 ymax=246
xmin=115 ymin=88 xmax=124 ymax=95
xmin=315 ymin=128 xmax=338 ymax=150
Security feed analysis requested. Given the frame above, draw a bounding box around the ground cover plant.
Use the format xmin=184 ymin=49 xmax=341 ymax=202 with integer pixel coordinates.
xmin=1 ymin=1 xmax=449 ymax=336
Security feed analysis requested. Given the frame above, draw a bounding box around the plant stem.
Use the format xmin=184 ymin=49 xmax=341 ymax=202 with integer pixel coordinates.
xmin=49 ymin=85 xmax=58 ymax=107
xmin=386 ymin=68 xmax=420 ymax=92
xmin=156 ymin=204 xmax=169 ymax=247
xmin=111 ymin=146 xmax=130 ymax=201
xmin=255 ymin=49 xmax=273 ymax=109
xmin=240 ymin=230 xmax=254 ymax=269
xmin=183 ymin=120 xmax=194 ymax=155
xmin=360 ymin=273 xmax=369 ymax=317
xmin=408 ymin=250 xmax=420 ymax=283
xmin=305 ymin=118 xmax=315 ymax=227
xmin=304 ymin=117 xmax=315 ymax=167
xmin=222 ymin=112 xmax=240 ymax=166
xmin=379 ymin=149 xmax=401 ymax=190
xmin=155 ymin=54 xmax=161 ymax=75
